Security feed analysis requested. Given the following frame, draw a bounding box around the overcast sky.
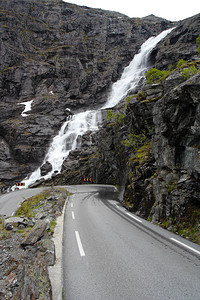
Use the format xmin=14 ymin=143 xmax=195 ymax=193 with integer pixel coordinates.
xmin=63 ymin=0 xmax=199 ymax=21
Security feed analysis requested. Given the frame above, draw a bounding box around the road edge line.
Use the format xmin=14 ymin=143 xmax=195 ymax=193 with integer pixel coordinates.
xmin=102 ymin=199 xmax=200 ymax=258
xmin=170 ymin=238 xmax=200 ymax=256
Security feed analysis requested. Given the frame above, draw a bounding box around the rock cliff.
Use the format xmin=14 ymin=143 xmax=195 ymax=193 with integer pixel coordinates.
xmin=120 ymin=13 xmax=200 ymax=243
xmin=0 ymin=0 xmax=172 ymax=189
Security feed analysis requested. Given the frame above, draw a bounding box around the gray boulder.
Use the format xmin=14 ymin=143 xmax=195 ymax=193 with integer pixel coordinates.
xmin=4 ymin=217 xmax=28 ymax=230
xmin=40 ymin=161 xmax=52 ymax=176
xmin=21 ymin=220 xmax=47 ymax=247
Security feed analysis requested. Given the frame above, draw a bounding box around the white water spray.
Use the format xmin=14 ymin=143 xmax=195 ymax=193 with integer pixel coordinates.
xmin=103 ymin=28 xmax=174 ymax=109
xmin=17 ymin=28 xmax=174 ymax=189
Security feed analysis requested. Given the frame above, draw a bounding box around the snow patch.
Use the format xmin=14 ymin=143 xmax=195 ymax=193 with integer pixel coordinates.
xmin=18 ymin=100 xmax=33 ymax=117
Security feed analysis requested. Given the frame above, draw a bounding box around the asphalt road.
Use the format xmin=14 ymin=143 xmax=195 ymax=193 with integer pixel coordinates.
xmin=0 ymin=187 xmax=47 ymax=216
xmin=63 ymin=185 xmax=200 ymax=300
xmin=0 ymin=184 xmax=116 ymax=217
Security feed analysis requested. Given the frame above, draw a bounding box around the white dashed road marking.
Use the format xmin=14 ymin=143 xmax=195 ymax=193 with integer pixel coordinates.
xmin=75 ymin=231 xmax=85 ymax=257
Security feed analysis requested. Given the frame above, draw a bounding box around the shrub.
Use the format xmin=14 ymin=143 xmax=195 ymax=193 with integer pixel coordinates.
xmin=106 ymin=110 xmax=124 ymax=125
xmin=106 ymin=110 xmax=113 ymax=121
xmin=182 ymin=66 xmax=199 ymax=79
xmin=118 ymin=112 xmax=124 ymax=125
xmin=136 ymin=91 xmax=146 ymax=101
xmin=168 ymin=64 xmax=174 ymax=72
xmin=176 ymin=59 xmax=187 ymax=68
xmin=145 ymin=68 xmax=170 ymax=84
xmin=122 ymin=132 xmax=147 ymax=151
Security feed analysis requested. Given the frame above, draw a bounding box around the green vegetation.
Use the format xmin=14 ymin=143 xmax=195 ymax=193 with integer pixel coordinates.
xmin=122 ymin=119 xmax=153 ymax=152
xmin=182 ymin=65 xmax=199 ymax=78
xmin=145 ymin=60 xmax=200 ymax=84
xmin=167 ymin=184 xmax=176 ymax=193
xmin=176 ymin=59 xmax=187 ymax=68
xmin=145 ymin=37 xmax=200 ymax=84
xmin=145 ymin=68 xmax=170 ymax=84
xmin=122 ymin=132 xmax=147 ymax=151
xmin=168 ymin=64 xmax=174 ymax=71
xmin=106 ymin=110 xmax=117 ymax=121
xmin=197 ymin=34 xmax=200 ymax=56
xmin=160 ymin=202 xmax=200 ymax=245
xmin=0 ymin=218 xmax=12 ymax=240
xmin=118 ymin=112 xmax=124 ymax=125
xmin=0 ymin=218 xmax=4 ymax=231
xmin=47 ymin=219 xmax=56 ymax=235
xmin=15 ymin=189 xmax=52 ymax=218
xmin=131 ymin=141 xmax=152 ymax=165
xmin=136 ymin=91 xmax=146 ymax=101
xmin=106 ymin=110 xmax=125 ymax=126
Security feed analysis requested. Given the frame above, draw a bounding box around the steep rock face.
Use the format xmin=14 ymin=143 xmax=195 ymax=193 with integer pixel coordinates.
xmin=150 ymin=13 xmax=200 ymax=69
xmin=42 ymin=111 xmax=128 ymax=188
xmin=0 ymin=0 xmax=172 ymax=189
xmin=122 ymin=66 xmax=200 ymax=243
xmin=122 ymin=14 xmax=200 ymax=225
xmin=152 ymin=72 xmax=200 ymax=221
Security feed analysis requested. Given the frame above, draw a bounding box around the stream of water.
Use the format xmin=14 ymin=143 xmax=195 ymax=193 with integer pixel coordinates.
xmin=16 ymin=28 xmax=174 ymax=189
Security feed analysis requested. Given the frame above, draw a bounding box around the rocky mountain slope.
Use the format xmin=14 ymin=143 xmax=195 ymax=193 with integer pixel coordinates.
xmin=43 ymin=12 xmax=200 ymax=243
xmin=0 ymin=0 xmax=172 ymax=189
xmin=0 ymin=1 xmax=200 ymax=242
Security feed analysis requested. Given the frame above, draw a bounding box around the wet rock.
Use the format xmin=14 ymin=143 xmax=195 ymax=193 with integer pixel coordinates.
xmin=41 ymin=161 xmax=53 ymax=176
xmin=28 ymin=178 xmax=45 ymax=188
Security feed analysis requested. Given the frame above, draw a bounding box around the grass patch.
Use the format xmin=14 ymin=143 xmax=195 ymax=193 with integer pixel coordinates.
xmin=0 ymin=219 xmax=12 ymax=239
xmin=17 ymin=226 xmax=33 ymax=237
xmin=15 ymin=189 xmax=52 ymax=218
xmin=167 ymin=184 xmax=176 ymax=193
xmin=47 ymin=219 xmax=56 ymax=235
xmin=131 ymin=141 xmax=152 ymax=165
xmin=160 ymin=201 xmax=200 ymax=245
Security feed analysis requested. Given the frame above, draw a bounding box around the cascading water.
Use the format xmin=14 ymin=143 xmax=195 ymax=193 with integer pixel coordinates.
xmin=21 ymin=110 xmax=102 ymax=188
xmin=103 ymin=28 xmax=174 ymax=109
xmin=17 ymin=27 xmax=174 ymax=189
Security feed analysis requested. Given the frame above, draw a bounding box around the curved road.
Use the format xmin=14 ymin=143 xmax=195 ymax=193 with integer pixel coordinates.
xmin=0 ymin=187 xmax=47 ymax=216
xmin=63 ymin=185 xmax=200 ymax=300
xmin=1 ymin=185 xmax=200 ymax=299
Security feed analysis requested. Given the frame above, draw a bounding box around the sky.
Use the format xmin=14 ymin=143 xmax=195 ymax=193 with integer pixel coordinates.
xmin=63 ymin=0 xmax=199 ymax=21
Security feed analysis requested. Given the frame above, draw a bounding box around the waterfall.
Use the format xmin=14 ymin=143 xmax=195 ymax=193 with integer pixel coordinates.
xmin=103 ymin=28 xmax=174 ymax=109
xmin=16 ymin=27 xmax=174 ymax=189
